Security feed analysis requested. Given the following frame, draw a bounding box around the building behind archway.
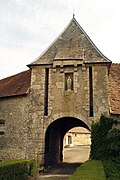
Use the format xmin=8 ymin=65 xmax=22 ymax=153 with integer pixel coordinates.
xmin=64 ymin=127 xmax=91 ymax=147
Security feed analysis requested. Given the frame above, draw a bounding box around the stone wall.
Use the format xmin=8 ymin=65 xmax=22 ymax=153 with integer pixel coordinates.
xmin=93 ymin=64 xmax=110 ymax=118
xmin=26 ymin=62 xmax=110 ymax=164
xmin=26 ymin=66 xmax=46 ymax=163
xmin=0 ymin=63 xmax=110 ymax=163
xmin=0 ymin=96 xmax=29 ymax=161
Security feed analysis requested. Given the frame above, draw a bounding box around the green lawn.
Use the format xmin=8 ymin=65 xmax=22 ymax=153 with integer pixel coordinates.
xmin=69 ymin=160 xmax=106 ymax=180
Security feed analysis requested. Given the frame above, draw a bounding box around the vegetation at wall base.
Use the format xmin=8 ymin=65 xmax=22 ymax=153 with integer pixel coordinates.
xmin=90 ymin=114 xmax=115 ymax=160
xmin=106 ymin=128 xmax=120 ymax=159
xmin=103 ymin=159 xmax=120 ymax=180
xmin=103 ymin=128 xmax=120 ymax=180
xmin=90 ymin=114 xmax=120 ymax=179
xmin=69 ymin=160 xmax=106 ymax=180
xmin=0 ymin=159 xmax=40 ymax=180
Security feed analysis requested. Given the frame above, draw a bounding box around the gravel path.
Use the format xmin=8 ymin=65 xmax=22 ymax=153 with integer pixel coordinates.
xmin=35 ymin=146 xmax=90 ymax=180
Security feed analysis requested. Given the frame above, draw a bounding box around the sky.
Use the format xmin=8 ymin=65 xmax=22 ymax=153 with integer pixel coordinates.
xmin=0 ymin=0 xmax=120 ymax=79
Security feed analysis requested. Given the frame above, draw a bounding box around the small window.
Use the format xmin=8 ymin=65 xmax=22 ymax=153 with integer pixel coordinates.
xmin=0 ymin=119 xmax=5 ymax=135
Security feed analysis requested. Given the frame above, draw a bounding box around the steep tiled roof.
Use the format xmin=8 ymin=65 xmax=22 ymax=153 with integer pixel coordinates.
xmin=109 ymin=63 xmax=120 ymax=114
xmin=28 ymin=17 xmax=111 ymax=66
xmin=0 ymin=70 xmax=31 ymax=98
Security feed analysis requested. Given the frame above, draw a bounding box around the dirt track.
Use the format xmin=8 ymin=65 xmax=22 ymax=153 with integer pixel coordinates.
xmin=36 ymin=146 xmax=90 ymax=180
xmin=36 ymin=163 xmax=81 ymax=180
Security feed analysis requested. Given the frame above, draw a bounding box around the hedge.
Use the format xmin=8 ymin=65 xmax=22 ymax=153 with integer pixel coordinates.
xmin=0 ymin=159 xmax=39 ymax=180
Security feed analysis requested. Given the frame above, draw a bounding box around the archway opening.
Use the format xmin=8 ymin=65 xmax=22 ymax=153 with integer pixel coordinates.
xmin=63 ymin=127 xmax=91 ymax=163
xmin=44 ymin=117 xmax=91 ymax=167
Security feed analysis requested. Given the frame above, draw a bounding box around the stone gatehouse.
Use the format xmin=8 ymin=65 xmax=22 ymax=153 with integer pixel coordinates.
xmin=0 ymin=17 xmax=120 ymax=166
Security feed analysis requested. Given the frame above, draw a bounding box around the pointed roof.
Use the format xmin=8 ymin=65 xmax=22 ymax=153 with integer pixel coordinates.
xmin=28 ymin=17 xmax=111 ymax=66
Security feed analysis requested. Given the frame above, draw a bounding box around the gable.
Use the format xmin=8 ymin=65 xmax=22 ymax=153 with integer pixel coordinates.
xmin=29 ymin=17 xmax=111 ymax=66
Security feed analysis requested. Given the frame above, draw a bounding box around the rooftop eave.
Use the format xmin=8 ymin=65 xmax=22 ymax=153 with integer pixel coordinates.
xmin=85 ymin=61 xmax=112 ymax=64
xmin=0 ymin=92 xmax=29 ymax=99
xmin=27 ymin=62 xmax=53 ymax=67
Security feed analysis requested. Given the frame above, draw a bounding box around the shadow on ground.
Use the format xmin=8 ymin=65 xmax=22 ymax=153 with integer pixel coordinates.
xmin=36 ymin=162 xmax=82 ymax=180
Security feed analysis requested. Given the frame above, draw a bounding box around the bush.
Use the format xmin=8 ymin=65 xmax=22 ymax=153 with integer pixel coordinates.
xmin=106 ymin=128 xmax=120 ymax=159
xmin=90 ymin=115 xmax=114 ymax=160
xmin=103 ymin=159 xmax=120 ymax=180
xmin=69 ymin=160 xmax=106 ymax=180
xmin=89 ymin=115 xmax=120 ymax=179
xmin=0 ymin=159 xmax=39 ymax=180
xmin=103 ymin=128 xmax=120 ymax=180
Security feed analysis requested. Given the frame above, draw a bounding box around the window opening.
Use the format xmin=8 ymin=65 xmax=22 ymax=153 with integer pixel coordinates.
xmin=44 ymin=68 xmax=49 ymax=116
xmin=89 ymin=67 xmax=94 ymax=117
xmin=0 ymin=119 xmax=5 ymax=135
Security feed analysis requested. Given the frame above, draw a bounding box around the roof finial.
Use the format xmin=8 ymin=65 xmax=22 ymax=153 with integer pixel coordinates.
xmin=73 ymin=8 xmax=75 ymax=18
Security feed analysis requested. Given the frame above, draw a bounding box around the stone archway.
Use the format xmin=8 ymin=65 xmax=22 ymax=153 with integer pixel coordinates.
xmin=44 ymin=116 xmax=90 ymax=167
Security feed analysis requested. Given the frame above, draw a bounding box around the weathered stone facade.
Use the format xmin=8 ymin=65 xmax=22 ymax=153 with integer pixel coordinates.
xmin=0 ymin=17 xmax=118 ymax=166
xmin=0 ymin=96 xmax=29 ymax=160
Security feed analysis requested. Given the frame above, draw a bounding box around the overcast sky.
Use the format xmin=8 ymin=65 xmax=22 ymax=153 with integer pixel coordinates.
xmin=0 ymin=0 xmax=120 ymax=79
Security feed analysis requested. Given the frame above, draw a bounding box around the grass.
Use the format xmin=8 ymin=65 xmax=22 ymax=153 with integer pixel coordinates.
xmin=69 ymin=160 xmax=106 ymax=180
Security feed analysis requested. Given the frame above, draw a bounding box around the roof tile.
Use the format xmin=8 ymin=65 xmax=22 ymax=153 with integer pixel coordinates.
xmin=109 ymin=63 xmax=120 ymax=114
xmin=0 ymin=70 xmax=31 ymax=97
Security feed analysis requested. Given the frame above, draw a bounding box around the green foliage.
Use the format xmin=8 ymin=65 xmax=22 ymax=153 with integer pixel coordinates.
xmin=90 ymin=114 xmax=120 ymax=179
xmin=102 ymin=128 xmax=120 ymax=180
xmin=29 ymin=159 xmax=40 ymax=176
xmin=103 ymin=159 xmax=120 ymax=180
xmin=106 ymin=128 xmax=120 ymax=159
xmin=69 ymin=160 xmax=106 ymax=180
xmin=90 ymin=114 xmax=114 ymax=160
xmin=0 ymin=159 xmax=39 ymax=180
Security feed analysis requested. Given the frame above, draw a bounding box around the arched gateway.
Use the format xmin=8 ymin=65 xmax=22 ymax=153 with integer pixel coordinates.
xmin=0 ymin=17 xmax=113 ymax=165
xmin=44 ymin=116 xmax=90 ymax=166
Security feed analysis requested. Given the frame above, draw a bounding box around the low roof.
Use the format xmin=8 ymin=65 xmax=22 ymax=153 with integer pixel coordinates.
xmin=0 ymin=70 xmax=31 ymax=98
xmin=69 ymin=127 xmax=90 ymax=134
xmin=0 ymin=64 xmax=119 ymax=115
